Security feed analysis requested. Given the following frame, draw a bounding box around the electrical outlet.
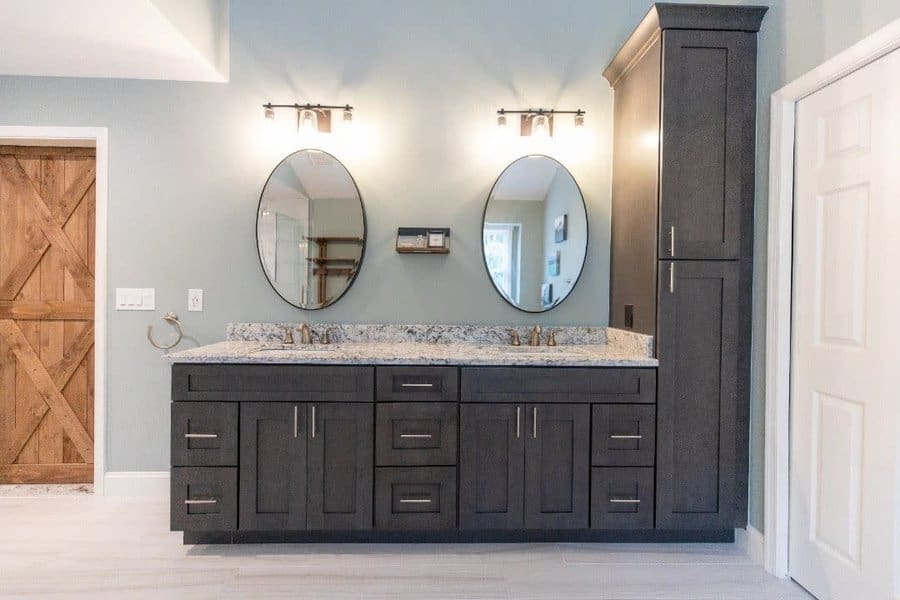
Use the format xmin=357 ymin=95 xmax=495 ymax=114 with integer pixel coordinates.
xmin=188 ymin=289 xmax=203 ymax=312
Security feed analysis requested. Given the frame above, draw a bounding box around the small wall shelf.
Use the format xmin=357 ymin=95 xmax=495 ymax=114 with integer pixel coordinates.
xmin=396 ymin=227 xmax=450 ymax=254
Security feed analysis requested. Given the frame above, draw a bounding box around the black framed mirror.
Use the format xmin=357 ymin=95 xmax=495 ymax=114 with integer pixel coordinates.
xmin=256 ymin=149 xmax=366 ymax=309
xmin=482 ymin=155 xmax=588 ymax=313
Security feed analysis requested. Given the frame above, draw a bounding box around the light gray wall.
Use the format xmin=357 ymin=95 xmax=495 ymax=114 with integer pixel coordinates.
xmin=2 ymin=1 xmax=898 ymax=533
xmin=542 ymin=170 xmax=588 ymax=307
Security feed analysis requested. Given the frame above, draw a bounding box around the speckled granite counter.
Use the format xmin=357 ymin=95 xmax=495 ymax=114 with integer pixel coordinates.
xmin=165 ymin=323 xmax=657 ymax=367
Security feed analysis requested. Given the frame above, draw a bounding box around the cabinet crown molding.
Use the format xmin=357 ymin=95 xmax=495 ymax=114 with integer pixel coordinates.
xmin=603 ymin=3 xmax=768 ymax=87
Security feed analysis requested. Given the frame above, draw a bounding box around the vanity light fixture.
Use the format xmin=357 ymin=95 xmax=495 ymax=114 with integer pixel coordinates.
xmin=262 ymin=102 xmax=354 ymax=133
xmin=495 ymin=108 xmax=586 ymax=136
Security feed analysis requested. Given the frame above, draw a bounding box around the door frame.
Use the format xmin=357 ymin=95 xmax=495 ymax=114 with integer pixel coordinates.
xmin=0 ymin=126 xmax=108 ymax=494
xmin=764 ymin=18 xmax=900 ymax=578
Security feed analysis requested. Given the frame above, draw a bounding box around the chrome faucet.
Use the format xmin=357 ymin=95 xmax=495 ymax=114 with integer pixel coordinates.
xmin=297 ymin=323 xmax=312 ymax=345
xmin=528 ymin=325 xmax=542 ymax=347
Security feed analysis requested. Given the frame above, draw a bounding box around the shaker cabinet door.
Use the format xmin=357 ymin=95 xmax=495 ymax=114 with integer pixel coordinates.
xmin=524 ymin=404 xmax=590 ymax=530
xmin=459 ymin=404 xmax=525 ymax=529
xmin=306 ymin=403 xmax=374 ymax=530
xmin=239 ymin=403 xmax=307 ymax=530
xmin=659 ymin=29 xmax=757 ymax=260
xmin=656 ymin=261 xmax=739 ymax=529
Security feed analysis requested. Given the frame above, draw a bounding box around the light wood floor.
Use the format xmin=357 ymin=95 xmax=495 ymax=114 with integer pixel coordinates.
xmin=0 ymin=493 xmax=812 ymax=599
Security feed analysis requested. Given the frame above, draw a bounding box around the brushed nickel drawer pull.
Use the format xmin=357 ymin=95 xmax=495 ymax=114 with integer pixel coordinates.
xmin=400 ymin=383 xmax=434 ymax=388
xmin=516 ymin=406 xmax=521 ymax=439
xmin=609 ymin=498 xmax=641 ymax=504
xmin=184 ymin=433 xmax=218 ymax=439
xmin=184 ymin=498 xmax=217 ymax=505
xmin=400 ymin=434 xmax=432 ymax=439
xmin=669 ymin=262 xmax=675 ymax=294
xmin=669 ymin=225 xmax=676 ymax=256
xmin=293 ymin=405 xmax=299 ymax=439
xmin=399 ymin=497 xmax=432 ymax=504
xmin=311 ymin=405 xmax=316 ymax=439
xmin=609 ymin=434 xmax=643 ymax=440
xmin=532 ymin=407 xmax=537 ymax=439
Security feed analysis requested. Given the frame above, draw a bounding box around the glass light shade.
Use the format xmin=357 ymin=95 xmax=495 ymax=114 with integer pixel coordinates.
xmin=264 ymin=106 xmax=275 ymax=120
xmin=531 ymin=114 xmax=550 ymax=138
xmin=497 ymin=113 xmax=507 ymax=127
xmin=298 ymin=109 xmax=318 ymax=133
xmin=343 ymin=109 xmax=353 ymax=123
xmin=574 ymin=113 xmax=585 ymax=127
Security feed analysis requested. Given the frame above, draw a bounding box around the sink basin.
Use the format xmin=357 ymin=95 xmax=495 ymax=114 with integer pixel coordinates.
xmin=250 ymin=345 xmax=336 ymax=354
xmin=490 ymin=345 xmax=582 ymax=353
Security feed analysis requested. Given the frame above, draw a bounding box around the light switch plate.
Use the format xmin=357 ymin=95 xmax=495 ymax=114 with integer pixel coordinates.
xmin=188 ymin=289 xmax=203 ymax=312
xmin=115 ymin=288 xmax=155 ymax=311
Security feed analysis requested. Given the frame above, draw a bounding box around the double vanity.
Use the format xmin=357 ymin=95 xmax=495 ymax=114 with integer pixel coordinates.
xmin=167 ymin=3 xmax=766 ymax=545
xmin=167 ymin=324 xmax=697 ymax=543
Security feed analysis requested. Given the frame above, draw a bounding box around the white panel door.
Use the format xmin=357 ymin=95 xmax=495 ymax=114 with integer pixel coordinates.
xmin=791 ymin=48 xmax=900 ymax=600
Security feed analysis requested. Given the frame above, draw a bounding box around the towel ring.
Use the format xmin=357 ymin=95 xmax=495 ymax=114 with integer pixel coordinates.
xmin=147 ymin=312 xmax=184 ymax=350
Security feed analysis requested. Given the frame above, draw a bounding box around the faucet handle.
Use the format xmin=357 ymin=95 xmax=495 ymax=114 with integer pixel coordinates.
xmin=509 ymin=329 xmax=521 ymax=346
xmin=547 ymin=330 xmax=557 ymax=347
xmin=281 ymin=326 xmax=294 ymax=346
xmin=322 ymin=328 xmax=332 ymax=345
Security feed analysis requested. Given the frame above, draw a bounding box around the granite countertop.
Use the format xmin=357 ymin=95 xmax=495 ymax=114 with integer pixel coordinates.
xmin=165 ymin=323 xmax=657 ymax=367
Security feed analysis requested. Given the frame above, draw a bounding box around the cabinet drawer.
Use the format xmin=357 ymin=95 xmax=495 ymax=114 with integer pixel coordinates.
xmin=375 ymin=467 xmax=457 ymax=530
xmin=376 ymin=367 xmax=458 ymax=402
xmin=172 ymin=364 xmax=374 ymax=402
xmin=171 ymin=467 xmax=237 ymax=531
xmin=590 ymin=467 xmax=654 ymax=530
xmin=461 ymin=368 xmax=656 ymax=404
xmin=171 ymin=402 xmax=238 ymax=466
xmin=376 ymin=403 xmax=458 ymax=466
xmin=591 ymin=404 xmax=655 ymax=467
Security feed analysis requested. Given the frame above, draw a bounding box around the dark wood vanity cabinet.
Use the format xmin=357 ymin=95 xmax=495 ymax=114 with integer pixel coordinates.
xmin=605 ymin=4 xmax=765 ymax=530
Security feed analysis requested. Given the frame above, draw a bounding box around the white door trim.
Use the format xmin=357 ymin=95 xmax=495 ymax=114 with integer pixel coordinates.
xmin=0 ymin=126 xmax=108 ymax=495
xmin=765 ymin=18 xmax=900 ymax=578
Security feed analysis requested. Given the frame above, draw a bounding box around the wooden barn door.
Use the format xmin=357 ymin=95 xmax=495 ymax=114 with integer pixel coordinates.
xmin=0 ymin=145 xmax=96 ymax=484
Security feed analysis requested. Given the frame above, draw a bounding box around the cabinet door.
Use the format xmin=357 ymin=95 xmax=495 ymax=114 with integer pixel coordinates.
xmin=239 ymin=403 xmax=306 ymax=530
xmin=659 ymin=29 xmax=757 ymax=260
xmin=656 ymin=261 xmax=739 ymax=529
xmin=524 ymin=404 xmax=590 ymax=529
xmin=459 ymin=404 xmax=525 ymax=529
xmin=307 ymin=403 xmax=374 ymax=530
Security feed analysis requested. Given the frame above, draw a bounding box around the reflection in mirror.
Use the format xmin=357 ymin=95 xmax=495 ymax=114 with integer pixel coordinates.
xmin=257 ymin=149 xmax=365 ymax=309
xmin=482 ymin=155 xmax=588 ymax=312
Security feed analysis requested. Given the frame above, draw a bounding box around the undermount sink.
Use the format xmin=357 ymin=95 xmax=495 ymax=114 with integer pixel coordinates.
xmin=250 ymin=345 xmax=336 ymax=353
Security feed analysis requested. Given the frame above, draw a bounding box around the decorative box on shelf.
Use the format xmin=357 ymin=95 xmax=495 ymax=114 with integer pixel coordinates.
xmin=396 ymin=227 xmax=450 ymax=254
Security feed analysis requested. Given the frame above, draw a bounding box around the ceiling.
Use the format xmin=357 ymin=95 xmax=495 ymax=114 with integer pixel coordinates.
xmin=0 ymin=0 xmax=229 ymax=81
xmin=490 ymin=156 xmax=563 ymax=202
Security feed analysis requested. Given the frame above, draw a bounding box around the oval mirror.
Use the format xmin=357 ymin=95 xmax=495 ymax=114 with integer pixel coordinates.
xmin=257 ymin=149 xmax=366 ymax=309
xmin=482 ymin=155 xmax=588 ymax=312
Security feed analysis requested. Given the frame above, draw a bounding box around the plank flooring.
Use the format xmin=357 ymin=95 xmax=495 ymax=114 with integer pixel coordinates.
xmin=0 ymin=492 xmax=812 ymax=599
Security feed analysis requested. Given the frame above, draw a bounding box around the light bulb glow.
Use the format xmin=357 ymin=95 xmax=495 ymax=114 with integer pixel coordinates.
xmin=531 ymin=114 xmax=550 ymax=138
xmin=298 ymin=109 xmax=318 ymax=134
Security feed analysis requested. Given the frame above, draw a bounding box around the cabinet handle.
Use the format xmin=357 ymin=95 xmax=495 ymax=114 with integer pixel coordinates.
xmin=609 ymin=498 xmax=641 ymax=504
xmin=399 ymin=497 xmax=432 ymax=504
xmin=609 ymin=434 xmax=642 ymax=440
xmin=400 ymin=382 xmax=434 ymax=388
xmin=310 ymin=405 xmax=316 ymax=438
xmin=293 ymin=405 xmax=298 ymax=439
xmin=668 ymin=262 xmax=675 ymax=294
xmin=669 ymin=225 xmax=675 ymax=256
xmin=516 ymin=406 xmax=521 ymax=439
xmin=532 ymin=407 xmax=537 ymax=439
xmin=184 ymin=498 xmax=217 ymax=505
xmin=400 ymin=434 xmax=432 ymax=439
xmin=184 ymin=433 xmax=218 ymax=439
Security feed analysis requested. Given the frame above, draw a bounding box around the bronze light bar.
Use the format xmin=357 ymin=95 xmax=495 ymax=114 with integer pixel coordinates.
xmin=496 ymin=108 xmax=586 ymax=136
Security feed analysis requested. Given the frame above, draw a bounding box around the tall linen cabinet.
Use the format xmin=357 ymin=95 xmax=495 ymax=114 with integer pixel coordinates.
xmin=604 ymin=4 xmax=767 ymax=530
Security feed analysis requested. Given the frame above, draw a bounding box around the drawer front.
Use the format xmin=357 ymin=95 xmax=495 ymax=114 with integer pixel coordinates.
xmin=171 ymin=402 xmax=238 ymax=466
xmin=591 ymin=404 xmax=656 ymax=467
xmin=590 ymin=467 xmax=654 ymax=530
xmin=375 ymin=467 xmax=457 ymax=530
xmin=171 ymin=467 xmax=237 ymax=531
xmin=376 ymin=367 xmax=458 ymax=402
xmin=376 ymin=403 xmax=458 ymax=466
xmin=172 ymin=364 xmax=374 ymax=402
xmin=461 ymin=367 xmax=656 ymax=404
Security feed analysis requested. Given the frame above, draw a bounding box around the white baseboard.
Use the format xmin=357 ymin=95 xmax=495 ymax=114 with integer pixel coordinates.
xmin=102 ymin=471 xmax=169 ymax=497
xmin=735 ymin=526 xmax=766 ymax=566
